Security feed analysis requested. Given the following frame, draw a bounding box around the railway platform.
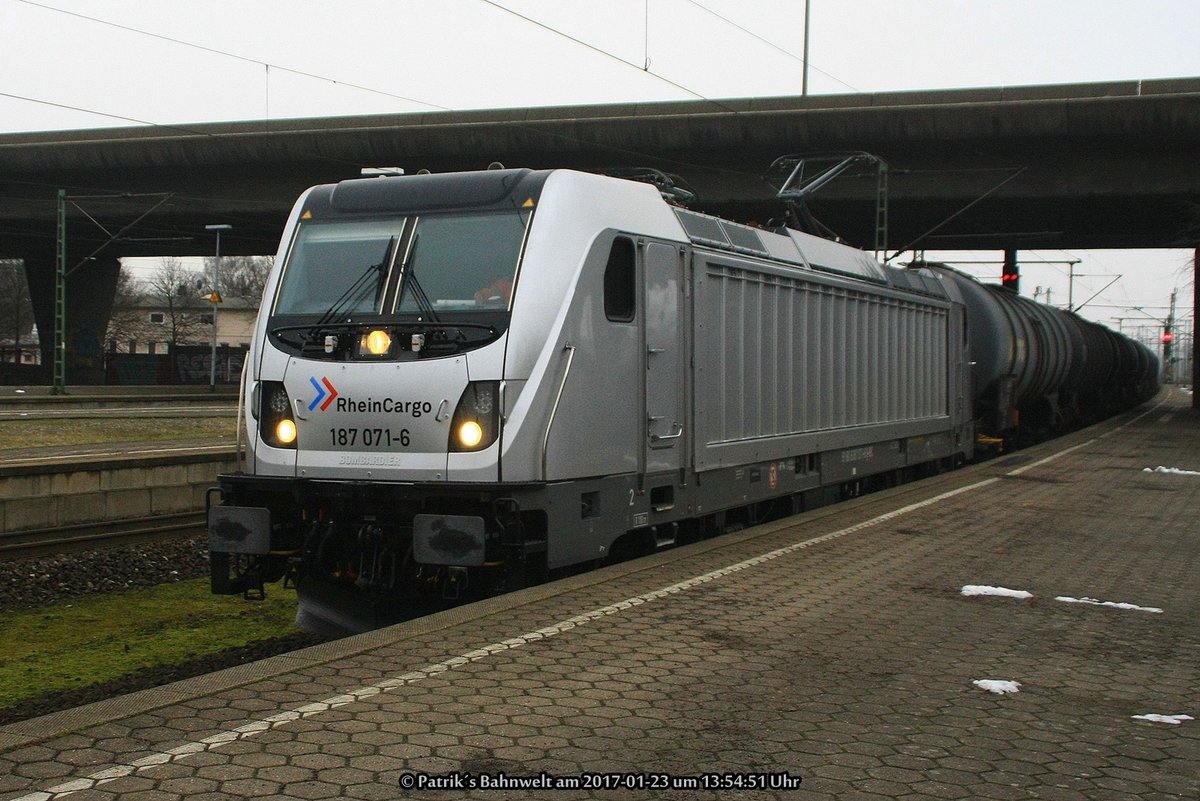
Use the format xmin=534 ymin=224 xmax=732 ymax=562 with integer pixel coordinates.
xmin=1 ymin=388 xmax=1197 ymax=800
xmin=0 ymin=387 xmax=238 ymax=536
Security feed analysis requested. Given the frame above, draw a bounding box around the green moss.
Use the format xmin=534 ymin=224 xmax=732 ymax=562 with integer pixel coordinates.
xmin=0 ymin=578 xmax=299 ymax=708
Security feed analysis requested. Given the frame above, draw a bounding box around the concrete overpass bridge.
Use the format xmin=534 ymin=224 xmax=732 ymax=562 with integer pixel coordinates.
xmin=1 ymin=77 xmax=1198 ymax=382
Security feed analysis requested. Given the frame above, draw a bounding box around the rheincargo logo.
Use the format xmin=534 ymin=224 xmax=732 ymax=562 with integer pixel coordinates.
xmin=308 ymin=376 xmax=339 ymax=411
xmin=336 ymin=396 xmax=434 ymax=418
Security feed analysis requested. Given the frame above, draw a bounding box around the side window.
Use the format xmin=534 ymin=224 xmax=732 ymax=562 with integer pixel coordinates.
xmin=604 ymin=237 xmax=636 ymax=322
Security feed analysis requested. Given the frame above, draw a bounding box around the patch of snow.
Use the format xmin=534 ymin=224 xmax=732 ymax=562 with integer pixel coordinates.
xmin=973 ymin=679 xmax=1021 ymax=695
xmin=1131 ymin=714 xmax=1193 ymax=725
xmin=1055 ymin=596 xmax=1163 ymax=614
xmin=1143 ymin=466 xmax=1200 ymax=476
xmin=961 ymin=585 xmax=1032 ymax=599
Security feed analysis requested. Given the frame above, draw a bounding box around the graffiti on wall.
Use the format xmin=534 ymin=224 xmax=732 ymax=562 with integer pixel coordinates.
xmin=106 ymin=345 xmax=248 ymax=385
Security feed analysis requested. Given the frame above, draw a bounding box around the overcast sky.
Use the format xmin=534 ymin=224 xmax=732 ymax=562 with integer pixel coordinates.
xmin=1 ymin=0 xmax=1197 ymax=338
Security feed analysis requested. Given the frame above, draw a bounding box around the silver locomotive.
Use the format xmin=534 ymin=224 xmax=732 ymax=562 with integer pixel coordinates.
xmin=208 ymin=168 xmax=1157 ymax=633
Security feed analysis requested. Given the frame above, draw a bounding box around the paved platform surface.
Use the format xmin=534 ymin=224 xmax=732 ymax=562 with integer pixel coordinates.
xmin=1 ymin=388 xmax=1197 ymax=800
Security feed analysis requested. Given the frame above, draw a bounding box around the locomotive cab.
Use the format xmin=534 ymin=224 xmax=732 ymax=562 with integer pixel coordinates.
xmin=210 ymin=170 xmax=557 ymax=628
xmin=257 ymin=172 xmax=539 ymax=481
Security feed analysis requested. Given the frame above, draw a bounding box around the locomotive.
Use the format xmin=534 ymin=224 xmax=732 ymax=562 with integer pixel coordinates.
xmin=207 ymin=168 xmax=1158 ymax=634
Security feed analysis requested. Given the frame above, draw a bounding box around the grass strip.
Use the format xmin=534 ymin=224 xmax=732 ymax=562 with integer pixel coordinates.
xmin=0 ymin=578 xmax=300 ymax=709
xmin=0 ymin=417 xmax=234 ymax=449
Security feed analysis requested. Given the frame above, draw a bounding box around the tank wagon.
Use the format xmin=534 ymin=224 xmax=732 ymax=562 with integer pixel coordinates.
xmin=923 ymin=264 xmax=1158 ymax=442
xmin=208 ymin=168 xmax=1157 ymax=633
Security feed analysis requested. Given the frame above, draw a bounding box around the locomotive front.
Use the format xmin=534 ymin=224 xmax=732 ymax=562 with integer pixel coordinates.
xmin=209 ymin=169 xmax=552 ymax=632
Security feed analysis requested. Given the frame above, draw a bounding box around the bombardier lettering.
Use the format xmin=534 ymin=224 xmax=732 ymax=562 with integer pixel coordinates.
xmin=335 ymin=396 xmax=434 ymax=418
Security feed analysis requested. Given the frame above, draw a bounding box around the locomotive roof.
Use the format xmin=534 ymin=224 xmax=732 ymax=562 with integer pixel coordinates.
xmin=307 ymin=167 xmax=950 ymax=301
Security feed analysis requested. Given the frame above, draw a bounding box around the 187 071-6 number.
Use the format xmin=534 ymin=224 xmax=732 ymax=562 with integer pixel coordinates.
xmin=329 ymin=427 xmax=410 ymax=447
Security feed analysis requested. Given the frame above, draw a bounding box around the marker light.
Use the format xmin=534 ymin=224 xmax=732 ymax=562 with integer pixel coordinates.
xmin=276 ymin=418 xmax=298 ymax=445
xmin=457 ymin=420 xmax=484 ymax=449
xmin=362 ymin=329 xmax=392 ymax=356
xmin=268 ymin=386 xmax=290 ymax=414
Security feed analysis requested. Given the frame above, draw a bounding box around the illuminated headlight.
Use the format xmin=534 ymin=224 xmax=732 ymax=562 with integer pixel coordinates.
xmin=449 ymin=381 xmax=500 ymax=452
xmin=457 ymin=420 xmax=484 ymax=449
xmin=359 ymin=329 xmax=392 ymax=357
xmin=276 ymin=419 xmax=298 ymax=445
xmin=259 ymin=381 xmax=297 ymax=449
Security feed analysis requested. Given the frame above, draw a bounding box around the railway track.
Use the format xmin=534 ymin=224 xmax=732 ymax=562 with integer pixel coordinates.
xmin=0 ymin=405 xmax=237 ymax=421
xmin=0 ymin=511 xmax=206 ymax=561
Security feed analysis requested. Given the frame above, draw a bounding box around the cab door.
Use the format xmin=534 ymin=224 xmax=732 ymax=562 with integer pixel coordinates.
xmin=643 ymin=242 xmax=686 ymax=475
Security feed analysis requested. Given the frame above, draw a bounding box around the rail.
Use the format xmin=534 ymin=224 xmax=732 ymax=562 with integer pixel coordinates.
xmin=0 ymin=511 xmax=206 ymax=561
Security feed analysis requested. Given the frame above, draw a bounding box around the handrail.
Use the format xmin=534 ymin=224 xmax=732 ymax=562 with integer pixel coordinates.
xmin=541 ymin=343 xmax=577 ymax=481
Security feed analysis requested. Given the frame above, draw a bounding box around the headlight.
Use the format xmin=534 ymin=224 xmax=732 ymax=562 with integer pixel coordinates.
xmin=457 ymin=420 xmax=484 ymax=449
xmin=260 ymin=381 xmax=297 ymax=449
xmin=276 ymin=419 xmax=298 ymax=445
xmin=448 ymin=381 xmax=500 ymax=452
xmin=358 ymin=329 xmax=393 ymax=357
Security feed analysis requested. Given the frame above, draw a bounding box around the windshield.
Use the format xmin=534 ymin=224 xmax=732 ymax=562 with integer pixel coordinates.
xmin=273 ymin=219 xmax=398 ymax=316
xmin=268 ymin=209 xmax=530 ymax=358
xmin=395 ymin=212 xmax=527 ymax=314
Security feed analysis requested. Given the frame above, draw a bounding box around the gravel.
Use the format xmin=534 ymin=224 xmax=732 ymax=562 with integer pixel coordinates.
xmin=0 ymin=536 xmax=330 ymax=726
xmin=0 ymin=534 xmax=212 ymax=610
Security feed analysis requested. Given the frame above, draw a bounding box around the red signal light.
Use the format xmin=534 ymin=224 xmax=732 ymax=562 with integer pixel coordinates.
xmin=1162 ymin=331 xmax=1174 ymax=344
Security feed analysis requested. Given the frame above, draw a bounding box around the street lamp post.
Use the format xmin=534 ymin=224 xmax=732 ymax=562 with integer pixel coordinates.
xmin=205 ymin=224 xmax=232 ymax=390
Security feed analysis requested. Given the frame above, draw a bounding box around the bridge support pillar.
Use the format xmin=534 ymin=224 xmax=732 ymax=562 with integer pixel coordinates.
xmin=24 ymin=254 xmax=120 ymax=386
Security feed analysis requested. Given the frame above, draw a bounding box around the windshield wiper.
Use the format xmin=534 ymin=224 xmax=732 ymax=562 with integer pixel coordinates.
xmin=312 ymin=239 xmax=394 ymax=331
xmin=397 ymin=233 xmax=441 ymax=323
xmin=269 ymin=249 xmax=392 ymax=349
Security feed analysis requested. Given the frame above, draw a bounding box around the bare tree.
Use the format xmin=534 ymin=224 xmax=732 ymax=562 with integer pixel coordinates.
xmin=0 ymin=260 xmax=35 ymax=363
xmin=105 ymin=265 xmax=153 ymax=352
xmin=216 ymin=254 xmax=273 ymax=306
xmin=143 ymin=257 xmax=207 ymax=349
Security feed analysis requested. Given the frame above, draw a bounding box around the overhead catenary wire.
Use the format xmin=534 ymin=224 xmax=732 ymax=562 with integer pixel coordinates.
xmin=12 ymin=0 xmax=450 ymax=113
xmin=476 ymin=0 xmax=737 ymax=112
xmin=683 ymin=0 xmax=859 ymax=92
xmin=14 ymin=0 xmax=757 ymax=125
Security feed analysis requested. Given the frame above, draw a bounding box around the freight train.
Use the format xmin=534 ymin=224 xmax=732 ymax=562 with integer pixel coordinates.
xmin=207 ymin=168 xmax=1159 ymax=634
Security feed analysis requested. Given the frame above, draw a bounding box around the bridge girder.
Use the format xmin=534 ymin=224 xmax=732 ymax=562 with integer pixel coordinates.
xmin=1 ymin=77 xmax=1198 ymax=263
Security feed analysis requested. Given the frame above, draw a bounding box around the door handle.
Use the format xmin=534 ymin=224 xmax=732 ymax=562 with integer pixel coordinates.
xmin=650 ymin=421 xmax=683 ymax=443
